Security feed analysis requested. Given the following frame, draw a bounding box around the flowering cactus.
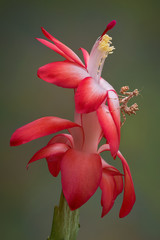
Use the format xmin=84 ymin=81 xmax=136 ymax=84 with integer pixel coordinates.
xmin=10 ymin=20 xmax=136 ymax=240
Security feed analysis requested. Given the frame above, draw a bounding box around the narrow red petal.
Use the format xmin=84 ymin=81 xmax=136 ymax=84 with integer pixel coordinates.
xmin=27 ymin=143 xmax=69 ymax=167
xmin=100 ymin=170 xmax=116 ymax=217
xmin=100 ymin=162 xmax=123 ymax=217
xmin=36 ymin=38 xmax=71 ymax=60
xmin=117 ymin=151 xmax=136 ymax=218
xmin=41 ymin=27 xmax=84 ymax=67
xmin=101 ymin=20 xmax=116 ymax=37
xmin=97 ymin=106 xmax=119 ymax=158
xmin=10 ymin=117 xmax=79 ymax=146
xmin=113 ymin=174 xmax=123 ymax=199
xmin=107 ymin=90 xmax=121 ymax=142
xmin=38 ymin=61 xmax=89 ymax=88
xmin=75 ymin=77 xmax=107 ymax=113
xmin=79 ymin=48 xmax=89 ymax=68
xmin=61 ymin=149 xmax=102 ymax=210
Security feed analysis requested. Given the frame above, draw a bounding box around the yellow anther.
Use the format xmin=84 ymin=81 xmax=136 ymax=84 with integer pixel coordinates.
xmin=98 ymin=34 xmax=115 ymax=54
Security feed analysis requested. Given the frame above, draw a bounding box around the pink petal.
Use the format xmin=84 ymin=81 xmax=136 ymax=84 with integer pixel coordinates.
xmin=10 ymin=117 xmax=78 ymax=146
xmin=68 ymin=125 xmax=84 ymax=151
xmin=36 ymin=38 xmax=72 ymax=61
xmin=41 ymin=27 xmax=84 ymax=67
xmin=117 ymin=151 xmax=136 ymax=218
xmin=98 ymin=143 xmax=110 ymax=154
xmin=79 ymin=48 xmax=89 ymax=67
xmin=37 ymin=61 xmax=89 ymax=88
xmin=48 ymin=133 xmax=73 ymax=148
xmin=81 ymin=112 xmax=103 ymax=153
xmin=27 ymin=143 xmax=69 ymax=167
xmin=75 ymin=77 xmax=107 ymax=113
xmin=107 ymin=90 xmax=121 ymax=142
xmin=99 ymin=77 xmax=114 ymax=92
xmin=61 ymin=149 xmax=102 ymax=210
xmin=97 ymin=105 xmax=119 ymax=158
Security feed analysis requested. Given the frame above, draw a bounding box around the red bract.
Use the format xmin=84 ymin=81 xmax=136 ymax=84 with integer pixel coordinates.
xmin=10 ymin=21 xmax=136 ymax=218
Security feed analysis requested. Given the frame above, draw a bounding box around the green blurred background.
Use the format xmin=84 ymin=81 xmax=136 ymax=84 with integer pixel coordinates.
xmin=1 ymin=0 xmax=160 ymax=239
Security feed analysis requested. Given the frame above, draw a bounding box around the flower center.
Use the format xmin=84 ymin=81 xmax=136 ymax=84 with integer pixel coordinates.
xmin=87 ymin=34 xmax=115 ymax=83
xmin=98 ymin=34 xmax=115 ymax=54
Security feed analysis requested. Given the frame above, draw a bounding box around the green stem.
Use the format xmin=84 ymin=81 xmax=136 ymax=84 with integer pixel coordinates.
xmin=47 ymin=191 xmax=80 ymax=240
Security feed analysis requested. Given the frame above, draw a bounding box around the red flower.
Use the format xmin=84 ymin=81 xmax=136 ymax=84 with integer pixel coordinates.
xmin=37 ymin=20 xmax=120 ymax=158
xmin=10 ymin=21 xmax=136 ymax=218
xmin=10 ymin=112 xmax=135 ymax=218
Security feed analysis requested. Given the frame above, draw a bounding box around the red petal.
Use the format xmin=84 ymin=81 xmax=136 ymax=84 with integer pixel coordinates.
xmin=75 ymin=77 xmax=107 ymax=113
xmin=47 ymin=155 xmax=62 ymax=177
xmin=117 ymin=151 xmax=136 ymax=218
xmin=37 ymin=61 xmax=89 ymax=88
xmin=36 ymin=38 xmax=71 ymax=60
xmin=10 ymin=117 xmax=78 ymax=146
xmin=100 ymin=167 xmax=123 ymax=217
xmin=41 ymin=27 xmax=84 ymax=67
xmin=61 ymin=149 xmax=102 ymax=210
xmin=101 ymin=156 xmax=123 ymax=176
xmin=107 ymin=90 xmax=120 ymax=142
xmin=97 ymin=106 xmax=119 ymax=158
xmin=79 ymin=48 xmax=89 ymax=67
xmin=100 ymin=170 xmax=116 ymax=217
xmin=27 ymin=143 xmax=69 ymax=167
xmin=113 ymin=174 xmax=123 ymax=199
xmin=47 ymin=134 xmax=73 ymax=177
xmin=48 ymin=133 xmax=73 ymax=148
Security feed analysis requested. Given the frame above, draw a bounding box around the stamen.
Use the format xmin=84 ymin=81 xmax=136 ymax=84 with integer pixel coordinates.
xmin=98 ymin=34 xmax=115 ymax=54
xmin=87 ymin=22 xmax=116 ymax=82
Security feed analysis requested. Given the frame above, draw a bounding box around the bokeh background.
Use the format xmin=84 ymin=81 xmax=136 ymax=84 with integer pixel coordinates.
xmin=1 ymin=0 xmax=160 ymax=239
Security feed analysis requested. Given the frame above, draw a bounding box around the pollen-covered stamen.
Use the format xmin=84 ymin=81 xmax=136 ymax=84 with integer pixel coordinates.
xmin=98 ymin=34 xmax=115 ymax=54
xmin=87 ymin=34 xmax=115 ymax=82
